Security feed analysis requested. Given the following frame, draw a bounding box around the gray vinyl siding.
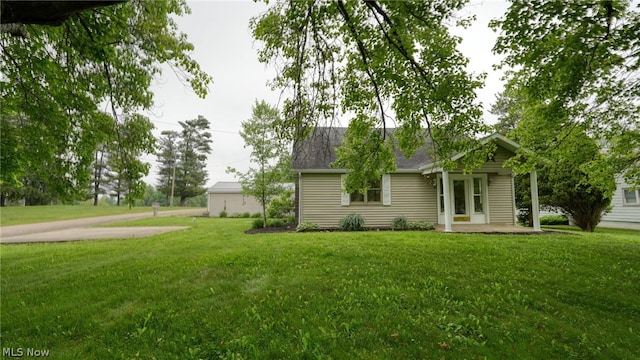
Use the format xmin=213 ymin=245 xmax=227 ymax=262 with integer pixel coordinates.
xmin=208 ymin=193 xmax=263 ymax=216
xmin=299 ymin=173 xmax=437 ymax=228
xmin=487 ymin=174 xmax=515 ymax=224
xmin=600 ymin=177 xmax=640 ymax=229
xmin=456 ymin=146 xmax=514 ymax=173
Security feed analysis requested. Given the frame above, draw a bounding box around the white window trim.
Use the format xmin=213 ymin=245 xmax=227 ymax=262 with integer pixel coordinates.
xmin=341 ymin=174 xmax=391 ymax=206
xmin=622 ymin=188 xmax=640 ymax=206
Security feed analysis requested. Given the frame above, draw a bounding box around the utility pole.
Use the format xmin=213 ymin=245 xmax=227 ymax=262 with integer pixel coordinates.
xmin=170 ymin=155 xmax=176 ymax=207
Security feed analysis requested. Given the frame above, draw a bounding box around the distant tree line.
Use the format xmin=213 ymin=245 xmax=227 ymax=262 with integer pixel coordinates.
xmin=0 ymin=114 xmax=212 ymax=208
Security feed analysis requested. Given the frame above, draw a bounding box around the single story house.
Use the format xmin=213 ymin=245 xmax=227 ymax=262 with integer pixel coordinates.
xmin=600 ymin=176 xmax=640 ymax=230
xmin=207 ymin=181 xmax=263 ymax=216
xmin=292 ymin=127 xmax=543 ymax=231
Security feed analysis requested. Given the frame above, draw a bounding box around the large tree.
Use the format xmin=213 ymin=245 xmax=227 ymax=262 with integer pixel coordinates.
xmin=175 ymin=116 xmax=212 ymax=206
xmin=251 ymin=0 xmax=492 ymax=192
xmin=490 ymin=0 xmax=640 ymax=185
xmin=228 ymin=100 xmax=291 ymax=227
xmin=156 ymin=130 xmax=181 ymax=206
xmin=156 ymin=116 xmax=212 ymax=207
xmin=105 ymin=114 xmax=156 ymax=207
xmin=0 ymin=0 xmax=212 ymax=205
xmin=538 ymin=131 xmax=616 ymax=232
xmin=491 ymin=85 xmax=617 ymax=231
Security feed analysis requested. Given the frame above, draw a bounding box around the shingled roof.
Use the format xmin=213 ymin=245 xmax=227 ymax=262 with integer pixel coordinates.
xmin=291 ymin=127 xmax=434 ymax=171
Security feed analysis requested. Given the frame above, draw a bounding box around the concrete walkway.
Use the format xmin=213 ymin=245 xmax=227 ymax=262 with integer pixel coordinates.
xmin=0 ymin=209 xmax=203 ymax=244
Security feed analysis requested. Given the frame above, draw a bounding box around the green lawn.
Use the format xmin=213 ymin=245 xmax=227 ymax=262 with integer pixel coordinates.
xmin=0 ymin=205 xmax=201 ymax=226
xmin=1 ymin=219 xmax=639 ymax=359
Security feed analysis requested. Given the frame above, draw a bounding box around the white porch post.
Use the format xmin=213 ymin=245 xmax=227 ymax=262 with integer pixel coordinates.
xmin=530 ymin=169 xmax=541 ymax=231
xmin=442 ymin=170 xmax=452 ymax=232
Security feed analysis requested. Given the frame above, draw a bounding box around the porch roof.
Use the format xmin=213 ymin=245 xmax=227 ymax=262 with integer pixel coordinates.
xmin=419 ymin=133 xmax=522 ymax=174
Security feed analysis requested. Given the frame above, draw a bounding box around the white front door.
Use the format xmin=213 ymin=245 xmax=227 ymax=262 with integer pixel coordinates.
xmin=438 ymin=174 xmax=488 ymax=224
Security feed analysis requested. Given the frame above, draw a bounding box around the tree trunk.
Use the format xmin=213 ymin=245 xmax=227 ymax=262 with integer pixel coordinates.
xmin=180 ymin=196 xmax=186 ymax=207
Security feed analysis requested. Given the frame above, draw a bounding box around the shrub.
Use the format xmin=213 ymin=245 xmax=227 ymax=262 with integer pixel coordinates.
xmin=339 ymin=213 xmax=365 ymax=231
xmin=267 ymin=190 xmax=295 ymax=218
xmin=251 ymin=212 xmax=262 ymax=218
xmin=391 ymin=216 xmax=409 ymax=230
xmin=407 ymin=221 xmax=435 ymax=231
xmin=297 ymin=221 xmax=320 ymax=232
xmin=219 ymin=210 xmax=227 ymax=218
xmin=252 ymin=218 xmax=264 ymax=229
xmin=286 ymin=215 xmax=296 ymax=224
xmin=269 ymin=219 xmax=285 ymax=228
xmin=517 ymin=209 xmax=531 ymax=226
xmin=231 ymin=212 xmax=242 ymax=218
xmin=540 ymin=215 xmax=569 ymax=225
xmin=242 ymin=212 xmax=251 ymax=218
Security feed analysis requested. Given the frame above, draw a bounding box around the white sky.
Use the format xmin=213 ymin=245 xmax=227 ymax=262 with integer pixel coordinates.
xmin=144 ymin=0 xmax=509 ymax=188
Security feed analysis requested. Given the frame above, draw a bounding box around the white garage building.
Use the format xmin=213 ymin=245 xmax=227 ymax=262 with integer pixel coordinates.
xmin=207 ymin=182 xmax=263 ymax=217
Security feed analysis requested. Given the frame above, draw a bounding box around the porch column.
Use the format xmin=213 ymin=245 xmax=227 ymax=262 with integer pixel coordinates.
xmin=530 ymin=169 xmax=541 ymax=231
xmin=442 ymin=170 xmax=452 ymax=232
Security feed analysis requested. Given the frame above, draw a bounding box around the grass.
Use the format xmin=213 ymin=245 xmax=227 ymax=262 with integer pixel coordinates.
xmin=1 ymin=218 xmax=639 ymax=359
xmin=0 ymin=205 xmax=202 ymax=226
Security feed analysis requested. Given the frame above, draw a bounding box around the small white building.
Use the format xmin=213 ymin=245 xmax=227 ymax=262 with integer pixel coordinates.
xmin=600 ymin=177 xmax=640 ymax=230
xmin=207 ymin=182 xmax=263 ymax=217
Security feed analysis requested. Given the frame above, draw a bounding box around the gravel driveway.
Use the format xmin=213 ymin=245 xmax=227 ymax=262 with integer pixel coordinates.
xmin=0 ymin=209 xmax=204 ymax=244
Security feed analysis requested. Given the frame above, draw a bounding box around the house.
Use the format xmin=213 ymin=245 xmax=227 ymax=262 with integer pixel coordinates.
xmin=600 ymin=176 xmax=640 ymax=230
xmin=292 ymin=127 xmax=542 ymax=231
xmin=207 ymin=182 xmax=263 ymax=216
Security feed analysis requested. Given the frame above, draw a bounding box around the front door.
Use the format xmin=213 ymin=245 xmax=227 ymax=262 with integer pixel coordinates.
xmin=437 ymin=174 xmax=488 ymax=224
xmin=452 ymin=180 xmax=469 ymax=222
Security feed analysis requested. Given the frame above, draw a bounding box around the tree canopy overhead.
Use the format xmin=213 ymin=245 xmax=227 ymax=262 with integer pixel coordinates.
xmin=251 ymin=0 xmax=491 ymax=191
xmin=0 ymin=0 xmax=212 ymax=204
xmin=490 ymin=0 xmax=640 ymax=184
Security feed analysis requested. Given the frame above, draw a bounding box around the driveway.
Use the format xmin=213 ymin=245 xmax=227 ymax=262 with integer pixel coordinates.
xmin=0 ymin=209 xmax=204 ymax=244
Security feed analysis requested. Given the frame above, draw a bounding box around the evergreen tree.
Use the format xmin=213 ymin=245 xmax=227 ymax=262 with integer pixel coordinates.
xmin=156 ymin=116 xmax=212 ymax=207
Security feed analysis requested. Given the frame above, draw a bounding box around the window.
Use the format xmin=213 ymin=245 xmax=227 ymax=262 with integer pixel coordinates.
xmin=623 ymin=188 xmax=639 ymax=206
xmin=439 ymin=178 xmax=444 ymax=213
xmin=473 ymin=178 xmax=484 ymax=213
xmin=350 ymin=178 xmax=381 ymax=203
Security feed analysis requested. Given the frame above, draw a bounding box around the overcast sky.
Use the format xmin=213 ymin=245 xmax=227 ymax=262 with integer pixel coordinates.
xmin=144 ymin=0 xmax=510 ymax=188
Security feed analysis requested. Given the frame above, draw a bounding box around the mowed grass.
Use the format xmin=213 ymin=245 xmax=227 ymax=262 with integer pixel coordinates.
xmin=1 ymin=219 xmax=639 ymax=359
xmin=0 ymin=205 xmax=201 ymax=226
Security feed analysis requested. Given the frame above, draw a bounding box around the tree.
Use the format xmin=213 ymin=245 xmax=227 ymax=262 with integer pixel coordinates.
xmin=89 ymin=138 xmax=117 ymax=206
xmin=156 ymin=130 xmax=180 ymax=205
xmin=136 ymin=183 xmax=167 ymax=207
xmin=1 ymin=0 xmax=212 ymax=205
xmin=538 ymin=132 xmax=616 ymax=232
xmin=490 ymin=0 xmax=640 ymax=186
xmin=176 ymin=116 xmax=212 ymax=206
xmin=228 ymin=100 xmax=291 ymax=228
xmin=251 ymin=0 xmax=492 ymax=193
xmin=156 ymin=116 xmax=212 ymax=206
xmin=105 ymin=114 xmax=156 ymax=207
xmin=491 ymin=87 xmax=617 ymax=231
